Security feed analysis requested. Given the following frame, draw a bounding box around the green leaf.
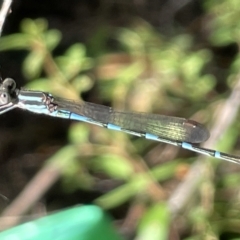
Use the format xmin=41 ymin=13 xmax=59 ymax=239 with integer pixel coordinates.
xmin=117 ymin=27 xmax=144 ymax=54
xmin=95 ymin=174 xmax=150 ymax=208
xmin=71 ymin=75 xmax=94 ymax=93
xmin=137 ymin=203 xmax=170 ymax=240
xmin=0 ymin=34 xmax=32 ymax=51
xmin=20 ymin=18 xmax=48 ymax=35
xmin=24 ymin=78 xmax=51 ymax=91
xmin=23 ymin=51 xmax=45 ymax=79
xmin=44 ymin=29 xmax=62 ymax=50
xmin=151 ymin=160 xmax=181 ymax=181
xmin=68 ymin=123 xmax=90 ymax=144
xmin=65 ymin=43 xmax=86 ymax=60
xmin=92 ymin=154 xmax=134 ymax=180
xmin=55 ymin=43 xmax=93 ymax=79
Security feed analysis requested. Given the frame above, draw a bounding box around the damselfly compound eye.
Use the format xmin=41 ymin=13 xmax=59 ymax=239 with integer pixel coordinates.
xmin=0 ymin=92 xmax=9 ymax=104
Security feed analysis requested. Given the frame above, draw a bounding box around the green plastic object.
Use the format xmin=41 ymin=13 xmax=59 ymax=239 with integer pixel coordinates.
xmin=0 ymin=205 xmax=123 ymax=240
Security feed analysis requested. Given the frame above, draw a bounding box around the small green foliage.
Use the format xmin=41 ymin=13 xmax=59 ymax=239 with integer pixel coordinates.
xmin=20 ymin=18 xmax=49 ymax=35
xmin=24 ymin=78 xmax=51 ymax=91
xmin=91 ymin=154 xmax=133 ymax=180
xmin=55 ymin=43 xmax=93 ymax=80
xmin=23 ymin=49 xmax=46 ymax=79
xmin=204 ymin=0 xmax=240 ymax=45
xmin=68 ymin=123 xmax=90 ymax=145
xmin=137 ymin=203 xmax=170 ymax=240
xmin=115 ymin=24 xmax=214 ymax=102
xmin=0 ymin=18 xmax=94 ymax=99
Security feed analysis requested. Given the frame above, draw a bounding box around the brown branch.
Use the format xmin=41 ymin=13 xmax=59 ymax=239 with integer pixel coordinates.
xmin=0 ymin=162 xmax=62 ymax=231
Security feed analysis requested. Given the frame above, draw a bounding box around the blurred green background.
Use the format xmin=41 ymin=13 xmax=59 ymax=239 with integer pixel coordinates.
xmin=0 ymin=0 xmax=240 ymax=239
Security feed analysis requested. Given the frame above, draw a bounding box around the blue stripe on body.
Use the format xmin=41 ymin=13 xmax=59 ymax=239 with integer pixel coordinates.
xmin=18 ymin=95 xmax=43 ymax=102
xmin=214 ymin=151 xmax=221 ymax=158
xmin=70 ymin=113 xmax=89 ymax=122
xmin=107 ymin=123 xmax=122 ymax=131
xmin=182 ymin=142 xmax=193 ymax=150
xmin=145 ymin=133 xmax=159 ymax=141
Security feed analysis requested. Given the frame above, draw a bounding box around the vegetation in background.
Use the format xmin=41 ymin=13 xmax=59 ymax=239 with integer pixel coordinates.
xmin=0 ymin=0 xmax=240 ymax=238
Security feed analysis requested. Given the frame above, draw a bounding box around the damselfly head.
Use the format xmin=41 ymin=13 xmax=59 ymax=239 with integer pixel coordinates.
xmin=0 ymin=78 xmax=17 ymax=106
xmin=1 ymin=78 xmax=16 ymax=93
